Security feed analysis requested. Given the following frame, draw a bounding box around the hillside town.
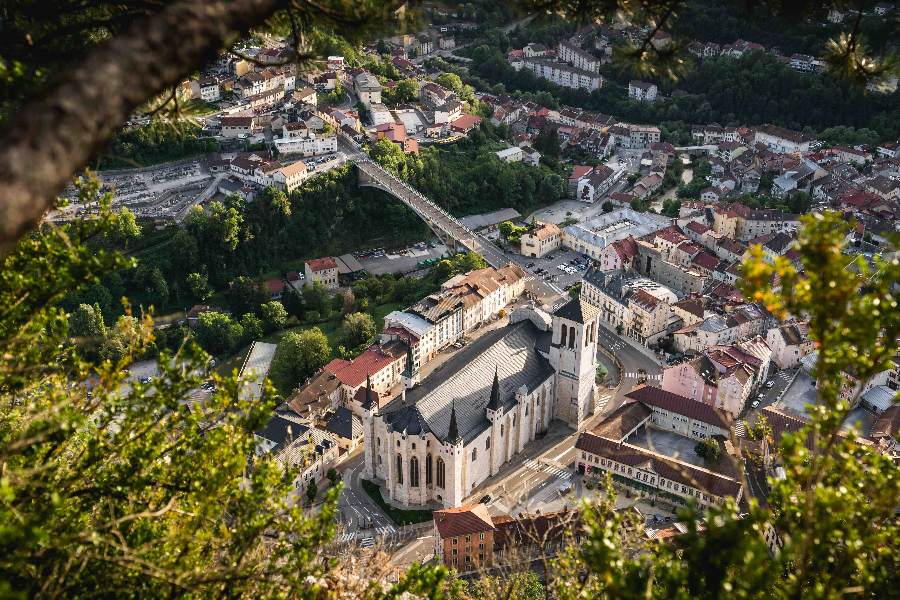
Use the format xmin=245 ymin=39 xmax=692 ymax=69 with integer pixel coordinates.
xmin=13 ymin=0 xmax=900 ymax=596
xmin=87 ymin=4 xmax=900 ymax=569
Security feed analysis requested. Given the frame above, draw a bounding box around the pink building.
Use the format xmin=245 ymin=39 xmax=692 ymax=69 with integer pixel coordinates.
xmin=661 ymin=355 xmax=719 ymax=407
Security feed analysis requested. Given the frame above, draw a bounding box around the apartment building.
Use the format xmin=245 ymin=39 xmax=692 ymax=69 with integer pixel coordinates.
xmin=304 ymin=256 xmax=339 ymax=290
xmin=520 ymin=221 xmax=562 ymax=258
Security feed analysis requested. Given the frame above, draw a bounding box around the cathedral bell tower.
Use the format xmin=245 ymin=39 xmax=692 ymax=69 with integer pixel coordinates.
xmin=400 ymin=338 xmax=420 ymax=390
xmin=549 ymin=298 xmax=601 ymax=430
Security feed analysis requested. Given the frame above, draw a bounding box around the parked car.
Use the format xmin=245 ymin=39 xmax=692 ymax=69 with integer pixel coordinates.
xmin=751 ymin=400 xmax=760 ymax=408
xmin=479 ymin=495 xmax=491 ymax=504
xmin=765 ymin=380 xmax=775 ymax=388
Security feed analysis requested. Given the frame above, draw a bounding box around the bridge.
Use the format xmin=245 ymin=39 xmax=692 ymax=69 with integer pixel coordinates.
xmin=338 ymin=134 xmax=510 ymax=268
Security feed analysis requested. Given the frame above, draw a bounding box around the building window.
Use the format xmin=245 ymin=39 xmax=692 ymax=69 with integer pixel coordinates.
xmin=560 ymin=326 xmax=567 ymax=347
xmin=452 ymin=538 xmax=458 ymax=545
xmin=479 ymin=533 xmax=485 ymax=540
xmin=465 ymin=536 xmax=471 ymax=543
xmin=452 ymin=548 xmax=457 ymax=555
xmin=377 ymin=438 xmax=381 ymax=448
xmin=426 ymin=454 xmax=432 ymax=485
xmin=472 ymin=448 xmax=477 ymax=461
xmin=409 ymin=456 xmax=420 ymax=487
xmin=436 ymin=457 xmax=446 ymax=489
xmin=500 ymin=424 xmax=504 ymax=437
xmin=412 ymin=443 xmax=416 ymax=450
xmin=485 ymin=437 xmax=491 ymax=450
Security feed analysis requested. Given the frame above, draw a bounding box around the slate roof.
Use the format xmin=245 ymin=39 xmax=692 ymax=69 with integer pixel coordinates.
xmin=324 ymin=406 xmax=363 ymax=440
xmin=554 ymin=298 xmax=601 ymax=324
xmin=378 ymin=321 xmax=554 ymax=444
xmin=256 ymin=414 xmax=310 ymax=454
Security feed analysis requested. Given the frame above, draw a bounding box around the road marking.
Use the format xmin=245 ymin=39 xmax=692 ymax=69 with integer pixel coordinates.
xmin=417 ymin=535 xmax=434 ymax=540
xmin=552 ymin=449 xmax=569 ymax=462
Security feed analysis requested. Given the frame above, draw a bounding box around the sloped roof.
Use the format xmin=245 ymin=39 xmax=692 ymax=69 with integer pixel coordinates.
xmin=592 ymin=402 xmax=653 ymax=442
xmin=575 ymin=432 xmax=742 ymax=498
xmin=870 ymin=405 xmax=900 ymax=440
xmin=624 ymin=384 xmax=730 ymax=429
xmin=434 ymin=504 xmax=495 ymax=539
xmin=554 ymin=298 xmax=601 ymax=324
xmin=286 ymin=369 xmax=341 ymax=418
xmin=378 ymin=321 xmax=554 ymax=444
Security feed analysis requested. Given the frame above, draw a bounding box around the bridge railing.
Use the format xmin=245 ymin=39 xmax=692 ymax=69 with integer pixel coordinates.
xmin=354 ymin=159 xmax=476 ymax=242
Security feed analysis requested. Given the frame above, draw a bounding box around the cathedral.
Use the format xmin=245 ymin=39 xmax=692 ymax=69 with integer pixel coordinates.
xmin=362 ymin=298 xmax=603 ymax=508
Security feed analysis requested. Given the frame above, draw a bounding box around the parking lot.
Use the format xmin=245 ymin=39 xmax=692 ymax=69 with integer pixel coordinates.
xmin=356 ymin=237 xmax=449 ymax=276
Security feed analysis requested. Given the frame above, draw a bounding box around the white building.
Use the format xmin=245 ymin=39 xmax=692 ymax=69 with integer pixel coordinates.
xmin=628 ymin=80 xmax=658 ymax=102
xmin=522 ymin=57 xmax=603 ymax=91
xmin=557 ymin=40 xmax=600 ymax=72
xmin=191 ymin=77 xmax=221 ymax=102
xmin=363 ymin=300 xmax=603 ymax=508
xmin=273 ymin=132 xmax=338 ymax=157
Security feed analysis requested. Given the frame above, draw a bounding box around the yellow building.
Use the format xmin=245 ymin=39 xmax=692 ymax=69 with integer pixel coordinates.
xmin=520 ymin=221 xmax=561 ymax=258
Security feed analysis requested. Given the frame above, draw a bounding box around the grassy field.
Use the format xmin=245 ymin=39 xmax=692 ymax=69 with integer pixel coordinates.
xmin=360 ymin=479 xmax=433 ymax=526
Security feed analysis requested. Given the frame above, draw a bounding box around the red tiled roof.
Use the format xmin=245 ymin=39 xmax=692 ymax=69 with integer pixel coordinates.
xmin=325 ymin=348 xmax=399 ymax=388
xmin=691 ymin=252 xmax=721 ymax=271
xmin=625 ymin=384 xmax=732 ymax=430
xmin=569 ymin=165 xmax=593 ymax=180
xmin=685 ymin=221 xmax=712 ymax=235
xmin=307 ymin=256 xmax=338 ymax=272
xmin=266 ymin=278 xmax=284 ymax=293
xmin=575 ymin=432 xmax=742 ymax=498
xmin=434 ymin=504 xmax=495 ymax=539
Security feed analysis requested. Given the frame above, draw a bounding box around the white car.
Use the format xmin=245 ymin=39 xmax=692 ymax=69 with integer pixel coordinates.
xmin=765 ymin=380 xmax=775 ymax=388
xmin=751 ymin=400 xmax=760 ymax=408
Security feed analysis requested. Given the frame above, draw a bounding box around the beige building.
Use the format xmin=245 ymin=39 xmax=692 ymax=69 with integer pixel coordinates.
xmin=304 ymin=256 xmax=339 ymax=290
xmin=520 ymin=221 xmax=561 ymax=258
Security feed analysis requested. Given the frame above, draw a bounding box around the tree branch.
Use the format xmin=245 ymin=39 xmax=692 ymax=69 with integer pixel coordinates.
xmin=0 ymin=0 xmax=293 ymax=256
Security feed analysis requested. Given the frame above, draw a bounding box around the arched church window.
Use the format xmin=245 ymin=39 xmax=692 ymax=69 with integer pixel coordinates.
xmin=426 ymin=454 xmax=433 ymax=485
xmin=410 ymin=456 xmax=420 ymax=487
xmin=560 ymin=326 xmax=567 ymax=347
xmin=568 ymin=326 xmax=576 ymax=348
xmin=436 ymin=458 xmax=446 ymax=489
xmin=396 ymin=454 xmax=403 ymax=485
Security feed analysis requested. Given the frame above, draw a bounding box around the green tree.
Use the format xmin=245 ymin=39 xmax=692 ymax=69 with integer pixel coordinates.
xmin=68 ymin=303 xmax=106 ymax=340
xmin=342 ymin=312 xmax=376 ymax=348
xmin=272 ymin=328 xmax=330 ymax=384
xmin=326 ymin=467 xmax=338 ymax=485
xmin=105 ymin=207 xmax=142 ymax=248
xmin=301 ymin=281 xmax=331 ymax=319
xmin=306 ymin=480 xmax=318 ymax=503
xmin=342 ymin=290 xmax=358 ymax=315
xmin=368 ymin=138 xmax=407 ymax=174
xmin=261 ymin=301 xmax=288 ymax=333
xmin=392 ymin=78 xmax=420 ymax=104
xmin=149 ymin=267 xmax=169 ymax=307
xmin=694 ymin=437 xmax=720 ymax=461
xmin=240 ymin=313 xmax=263 ymax=342
xmin=228 ymin=276 xmax=267 ymax=319
xmin=630 ymin=198 xmax=645 ymax=212
xmin=195 ymin=311 xmax=242 ymax=355
xmin=602 ymin=200 xmax=614 ymax=213
xmin=435 ymin=72 xmax=463 ymax=94
xmin=282 ymin=288 xmax=304 ymax=319
xmin=186 ymin=272 xmax=212 ymax=301
xmin=498 ymin=221 xmax=514 ymax=240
